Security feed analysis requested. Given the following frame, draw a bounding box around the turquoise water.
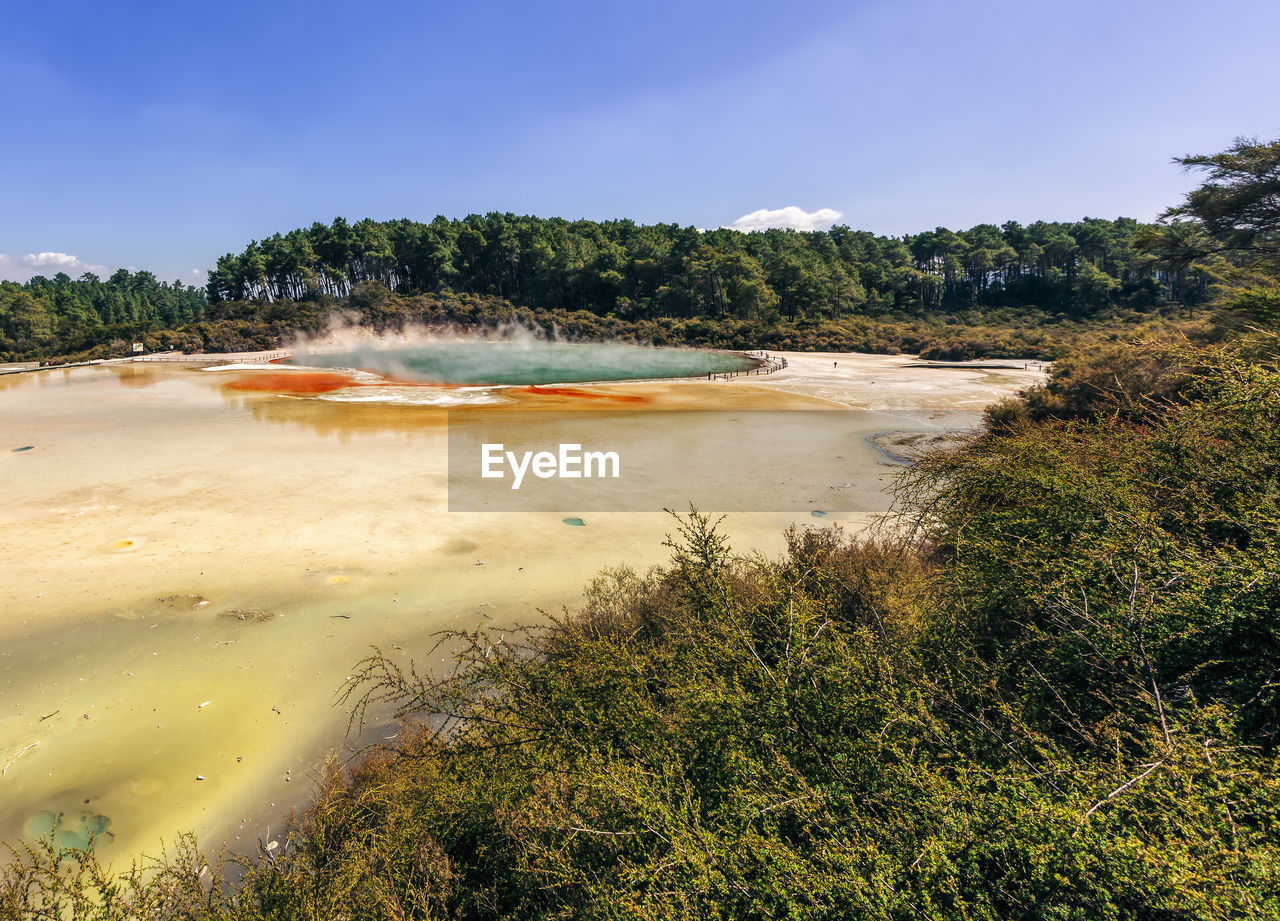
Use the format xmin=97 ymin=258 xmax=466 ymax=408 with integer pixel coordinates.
xmin=23 ymin=810 xmax=114 ymax=850
xmin=292 ymin=340 xmax=757 ymax=385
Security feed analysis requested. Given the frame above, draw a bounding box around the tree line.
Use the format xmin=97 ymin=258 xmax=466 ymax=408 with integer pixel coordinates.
xmin=0 ymin=270 xmax=206 ymax=361
xmin=3 ymin=219 xmax=1196 ymax=364
xmin=206 ymin=214 xmax=1202 ymax=321
xmin=7 ymin=136 xmax=1273 ymax=365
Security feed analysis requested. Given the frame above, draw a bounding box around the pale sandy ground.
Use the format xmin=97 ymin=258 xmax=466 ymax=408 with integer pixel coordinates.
xmin=0 ymin=350 xmax=1046 ymax=865
xmin=737 ymin=350 xmax=1048 ymax=413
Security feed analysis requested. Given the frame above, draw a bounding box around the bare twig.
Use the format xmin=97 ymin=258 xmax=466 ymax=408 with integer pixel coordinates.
xmin=1080 ymin=759 xmax=1165 ymax=822
xmin=2 ymin=742 xmax=39 ymax=776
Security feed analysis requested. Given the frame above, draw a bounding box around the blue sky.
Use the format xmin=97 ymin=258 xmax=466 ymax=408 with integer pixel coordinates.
xmin=2 ymin=0 xmax=1278 ymax=285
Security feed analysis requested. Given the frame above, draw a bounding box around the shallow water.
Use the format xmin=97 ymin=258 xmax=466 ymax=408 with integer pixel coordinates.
xmin=0 ymin=353 xmax=1042 ymax=865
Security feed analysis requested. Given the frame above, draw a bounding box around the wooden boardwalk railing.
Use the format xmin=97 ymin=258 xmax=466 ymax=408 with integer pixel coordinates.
xmin=707 ymin=355 xmax=787 ymax=381
xmin=130 ymin=350 xmax=291 ymax=364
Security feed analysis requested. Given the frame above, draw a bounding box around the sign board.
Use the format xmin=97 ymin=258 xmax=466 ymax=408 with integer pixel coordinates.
xmin=132 ymin=343 xmax=144 ymax=353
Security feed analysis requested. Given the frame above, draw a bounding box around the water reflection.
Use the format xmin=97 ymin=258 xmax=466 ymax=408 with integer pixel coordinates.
xmin=224 ymin=390 xmax=451 ymax=440
xmin=109 ymin=366 xmax=162 ymax=388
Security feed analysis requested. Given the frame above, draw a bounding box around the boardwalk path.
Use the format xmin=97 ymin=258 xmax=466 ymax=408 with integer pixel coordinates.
xmin=0 ymin=349 xmax=291 ymax=375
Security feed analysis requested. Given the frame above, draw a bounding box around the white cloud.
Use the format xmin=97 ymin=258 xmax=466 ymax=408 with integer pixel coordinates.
xmin=0 ymin=251 xmax=110 ymax=282
xmin=726 ymin=206 xmax=844 ymax=233
xmin=25 ymin=251 xmax=81 ymax=269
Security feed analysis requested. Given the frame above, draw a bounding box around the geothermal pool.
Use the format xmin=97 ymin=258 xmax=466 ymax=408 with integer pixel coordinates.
xmin=291 ymin=338 xmax=759 ymax=385
xmin=0 ymin=348 xmax=1044 ymax=864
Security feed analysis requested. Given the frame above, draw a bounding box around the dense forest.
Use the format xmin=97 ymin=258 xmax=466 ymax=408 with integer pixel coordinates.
xmin=11 ymin=139 xmax=1274 ymax=365
xmin=0 ymin=270 xmax=205 ymax=361
xmin=2 ymin=212 xmax=1211 ymax=363
xmin=203 ymin=215 xmax=1201 ymax=319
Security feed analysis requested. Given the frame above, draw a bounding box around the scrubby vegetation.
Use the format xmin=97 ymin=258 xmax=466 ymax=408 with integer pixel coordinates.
xmin=3 ymin=274 xmax=1195 ymax=366
xmin=4 ymin=341 xmax=1278 ymax=919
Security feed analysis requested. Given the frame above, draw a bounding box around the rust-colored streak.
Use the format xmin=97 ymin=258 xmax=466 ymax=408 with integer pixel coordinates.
xmin=223 ymin=373 xmax=650 ymax=403
xmin=524 ymin=385 xmax=649 ymax=404
xmin=223 ymin=372 xmax=361 ymax=394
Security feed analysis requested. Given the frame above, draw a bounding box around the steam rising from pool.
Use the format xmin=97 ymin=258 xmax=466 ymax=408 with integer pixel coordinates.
xmin=290 ymin=332 xmax=757 ymax=386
